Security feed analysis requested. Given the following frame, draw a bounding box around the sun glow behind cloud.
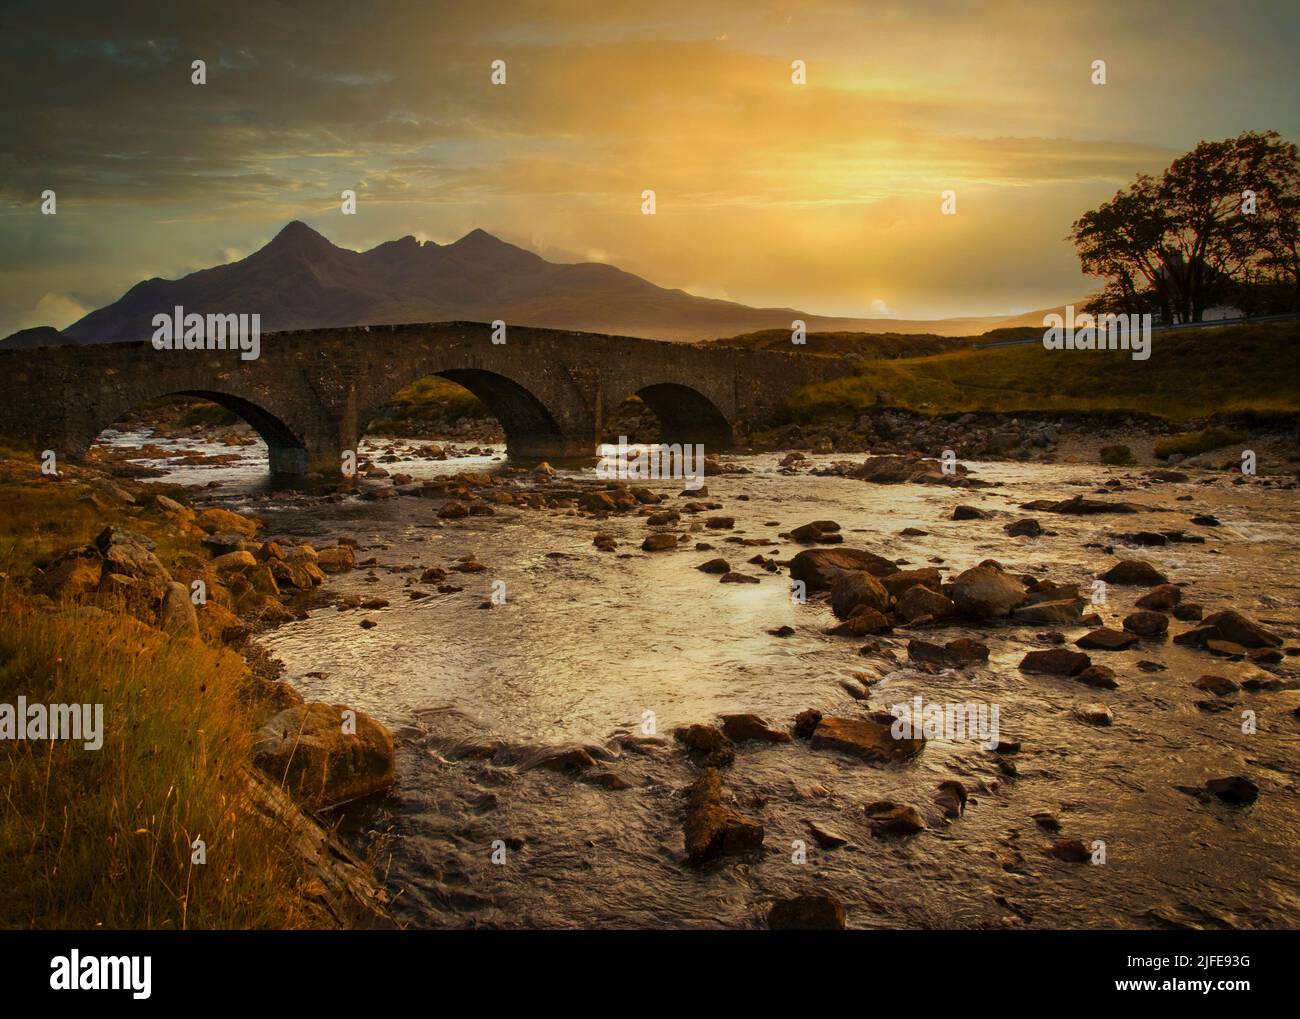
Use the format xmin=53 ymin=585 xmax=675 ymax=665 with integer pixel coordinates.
xmin=0 ymin=0 xmax=1296 ymax=336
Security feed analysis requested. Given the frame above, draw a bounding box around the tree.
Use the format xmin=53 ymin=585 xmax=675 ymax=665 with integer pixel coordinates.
xmin=1071 ymin=130 xmax=1300 ymax=321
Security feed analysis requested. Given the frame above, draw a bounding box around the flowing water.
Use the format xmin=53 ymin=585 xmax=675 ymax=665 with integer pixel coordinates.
xmin=103 ymin=429 xmax=1300 ymax=929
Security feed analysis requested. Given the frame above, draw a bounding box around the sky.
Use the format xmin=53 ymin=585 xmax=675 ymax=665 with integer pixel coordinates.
xmin=1 ymin=0 xmax=1297 ymax=337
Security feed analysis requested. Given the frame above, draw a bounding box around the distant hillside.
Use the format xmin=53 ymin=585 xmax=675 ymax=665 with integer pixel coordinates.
xmin=0 ymin=326 xmax=75 ymax=349
xmin=54 ymin=221 xmax=1065 ymax=344
xmin=702 ymin=329 xmax=978 ymax=358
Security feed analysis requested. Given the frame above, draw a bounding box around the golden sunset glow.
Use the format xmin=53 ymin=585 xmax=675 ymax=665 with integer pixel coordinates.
xmin=2 ymin=1 xmax=1298 ymax=334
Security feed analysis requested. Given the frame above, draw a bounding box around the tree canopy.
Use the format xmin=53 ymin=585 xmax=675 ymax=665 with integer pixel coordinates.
xmin=1071 ymin=130 xmax=1300 ymax=322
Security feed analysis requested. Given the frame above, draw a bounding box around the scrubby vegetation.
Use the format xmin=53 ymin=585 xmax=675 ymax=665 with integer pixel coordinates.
xmin=1099 ymin=444 xmax=1136 ymax=465
xmin=0 ymin=443 xmax=325 ymax=929
xmin=770 ymin=321 xmax=1300 ymax=425
xmin=1154 ymin=426 xmax=1249 ymax=461
xmin=365 ymin=376 xmax=492 ymax=436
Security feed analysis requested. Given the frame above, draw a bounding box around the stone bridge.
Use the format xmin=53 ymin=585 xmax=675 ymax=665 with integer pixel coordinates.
xmin=0 ymin=321 xmax=853 ymax=476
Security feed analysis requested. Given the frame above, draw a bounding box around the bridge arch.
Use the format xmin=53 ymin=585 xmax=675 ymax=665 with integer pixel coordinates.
xmin=91 ymin=388 xmax=310 ymax=475
xmin=359 ymin=365 xmax=573 ymax=461
xmin=608 ymin=382 xmax=735 ymax=451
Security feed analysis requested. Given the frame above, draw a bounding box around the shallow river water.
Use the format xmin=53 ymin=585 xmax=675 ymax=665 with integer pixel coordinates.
xmin=107 ymin=430 xmax=1300 ymax=929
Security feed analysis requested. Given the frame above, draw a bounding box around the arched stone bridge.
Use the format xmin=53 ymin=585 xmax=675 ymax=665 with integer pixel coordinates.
xmin=0 ymin=321 xmax=854 ymax=476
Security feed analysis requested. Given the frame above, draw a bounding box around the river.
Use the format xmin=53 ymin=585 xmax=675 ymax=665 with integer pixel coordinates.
xmin=102 ymin=428 xmax=1300 ymax=929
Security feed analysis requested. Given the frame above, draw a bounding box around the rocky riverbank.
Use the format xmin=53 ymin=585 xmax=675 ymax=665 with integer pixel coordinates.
xmin=25 ymin=429 xmax=1300 ymax=929
xmin=1 ymin=450 xmax=397 ymax=927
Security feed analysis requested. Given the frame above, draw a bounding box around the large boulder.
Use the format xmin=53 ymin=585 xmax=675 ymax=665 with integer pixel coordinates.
xmin=830 ymin=570 xmax=890 ymax=620
xmin=95 ymin=527 xmax=170 ymax=582
xmin=196 ymin=507 xmax=260 ymax=537
xmin=879 ymin=568 xmax=943 ymax=598
xmin=896 ymin=584 xmax=955 ymax=623
xmin=315 ymin=545 xmax=357 ymax=574
xmin=1199 ymin=610 xmax=1282 ymax=649
xmin=251 ymin=703 xmax=395 ymax=811
xmin=949 ymin=564 xmax=1027 ymax=618
xmin=158 ymin=581 xmax=200 ymax=639
xmin=1100 ymin=560 xmax=1169 ymax=586
xmin=788 ymin=548 xmax=897 ymax=591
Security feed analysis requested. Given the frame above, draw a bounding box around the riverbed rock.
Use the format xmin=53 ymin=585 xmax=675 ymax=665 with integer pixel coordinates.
xmin=1012 ymin=599 xmax=1083 ymax=625
xmin=1198 ymin=610 xmax=1283 ymax=649
xmin=1135 ymin=584 xmax=1182 ymax=611
xmin=212 ymin=549 xmax=258 ymax=575
xmin=1075 ymin=703 xmax=1114 ymax=726
xmin=683 ymin=769 xmax=764 ymax=864
xmin=896 ymin=584 xmax=955 ymax=623
xmin=251 ymin=702 xmax=395 ymax=811
xmin=805 ymin=821 xmax=850 ymax=849
xmin=719 ymin=713 xmax=792 ymax=744
xmin=1076 ymin=664 xmax=1119 ymax=689
xmin=864 ymin=800 xmax=926 ymax=836
xmin=1020 ymin=648 xmax=1091 ymax=676
xmin=1194 ymin=674 xmax=1239 ymax=696
xmin=579 ymin=491 xmax=617 ymax=513
xmin=196 ymin=506 xmax=259 ymax=537
xmin=697 ymin=557 xmax=731 ymax=574
xmin=952 ymin=505 xmax=991 ymax=520
xmin=825 ymin=606 xmax=890 ymax=637
xmin=949 ymin=564 xmax=1027 ymax=618
xmin=1043 ymin=495 xmax=1139 ymax=515
xmin=642 ymin=533 xmax=679 ymax=552
xmin=830 ymin=570 xmax=890 ymax=620
xmin=1076 ymin=627 xmax=1139 ymax=651
xmin=316 ymin=545 xmax=357 ymax=574
xmin=790 ymin=520 xmax=842 ymax=544
xmin=1046 ymin=838 xmax=1091 ymax=863
xmin=1123 ymin=610 xmax=1169 ymax=638
xmin=793 ymin=709 xmax=823 ymax=739
xmin=945 ymin=637 xmax=990 ymax=664
xmin=767 ymin=894 xmax=846 ymax=930
xmin=674 ymin=723 xmax=736 ymax=767
xmin=1100 ymin=560 xmax=1169 ymax=586
xmin=810 ymin=715 xmax=924 ymax=763
xmin=1205 ymin=775 xmax=1259 ymax=805
xmin=788 ymin=547 xmax=898 ymax=590
xmin=1005 ymin=518 xmax=1044 ymax=537
xmin=880 ymin=567 xmax=943 ymax=598
xmin=933 ymin=779 xmax=968 ymax=819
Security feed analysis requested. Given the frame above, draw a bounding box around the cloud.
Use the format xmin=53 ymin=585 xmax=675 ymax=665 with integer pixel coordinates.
xmin=0 ymin=0 xmax=1295 ymax=320
xmin=15 ymin=292 xmax=91 ymax=332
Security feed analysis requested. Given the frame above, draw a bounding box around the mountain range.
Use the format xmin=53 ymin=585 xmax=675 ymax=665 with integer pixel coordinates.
xmin=10 ymin=221 xmax=1061 ymax=346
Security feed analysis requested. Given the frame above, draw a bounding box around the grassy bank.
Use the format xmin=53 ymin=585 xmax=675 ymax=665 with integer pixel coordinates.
xmin=772 ymin=321 xmax=1300 ymax=425
xmin=365 ymin=375 xmax=491 ymax=435
xmin=0 ymin=446 xmax=323 ymax=929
